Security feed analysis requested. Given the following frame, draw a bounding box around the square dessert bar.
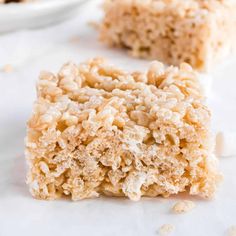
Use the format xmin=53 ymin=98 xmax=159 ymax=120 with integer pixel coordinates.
xmin=25 ymin=58 xmax=220 ymax=201
xmin=100 ymin=0 xmax=236 ymax=70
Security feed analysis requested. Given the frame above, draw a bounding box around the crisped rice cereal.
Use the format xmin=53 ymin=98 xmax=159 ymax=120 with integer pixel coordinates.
xmin=100 ymin=0 xmax=236 ymax=70
xmin=25 ymin=58 xmax=221 ymax=201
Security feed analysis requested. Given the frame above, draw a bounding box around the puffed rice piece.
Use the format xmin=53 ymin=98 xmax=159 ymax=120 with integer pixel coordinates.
xmin=158 ymin=224 xmax=175 ymax=236
xmin=215 ymin=131 xmax=236 ymax=157
xmin=228 ymin=226 xmax=236 ymax=236
xmin=1 ymin=64 xmax=13 ymax=73
xmin=100 ymin=0 xmax=236 ymax=70
xmin=25 ymin=58 xmax=221 ymax=201
xmin=172 ymin=200 xmax=196 ymax=213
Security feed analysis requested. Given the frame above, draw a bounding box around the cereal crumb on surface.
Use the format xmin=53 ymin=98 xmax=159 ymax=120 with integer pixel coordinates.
xmin=215 ymin=131 xmax=236 ymax=157
xmin=228 ymin=226 xmax=236 ymax=236
xmin=172 ymin=200 xmax=196 ymax=214
xmin=88 ymin=21 xmax=100 ymax=30
xmin=69 ymin=36 xmax=80 ymax=44
xmin=1 ymin=64 xmax=13 ymax=73
xmin=158 ymin=224 xmax=175 ymax=236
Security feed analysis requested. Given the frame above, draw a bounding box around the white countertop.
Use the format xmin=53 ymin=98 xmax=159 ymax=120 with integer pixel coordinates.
xmin=0 ymin=1 xmax=236 ymax=236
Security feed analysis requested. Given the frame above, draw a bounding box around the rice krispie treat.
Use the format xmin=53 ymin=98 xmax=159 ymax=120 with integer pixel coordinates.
xmin=100 ymin=0 xmax=236 ymax=70
xmin=25 ymin=58 xmax=221 ymax=201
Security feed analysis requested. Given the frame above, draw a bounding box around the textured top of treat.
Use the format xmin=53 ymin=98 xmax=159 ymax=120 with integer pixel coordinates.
xmin=30 ymin=58 xmax=207 ymax=134
xmin=103 ymin=0 xmax=234 ymax=15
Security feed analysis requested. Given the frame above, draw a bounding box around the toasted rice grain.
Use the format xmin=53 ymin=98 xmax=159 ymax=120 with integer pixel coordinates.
xmin=158 ymin=224 xmax=175 ymax=236
xmin=172 ymin=200 xmax=196 ymax=213
xmin=1 ymin=64 xmax=13 ymax=73
xmin=228 ymin=226 xmax=236 ymax=236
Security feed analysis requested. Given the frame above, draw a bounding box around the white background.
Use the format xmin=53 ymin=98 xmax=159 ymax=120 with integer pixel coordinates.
xmin=0 ymin=1 xmax=236 ymax=235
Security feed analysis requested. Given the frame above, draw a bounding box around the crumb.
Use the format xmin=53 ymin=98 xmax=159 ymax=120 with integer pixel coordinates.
xmin=69 ymin=36 xmax=80 ymax=44
xmin=88 ymin=21 xmax=100 ymax=30
xmin=228 ymin=226 xmax=236 ymax=236
xmin=1 ymin=64 xmax=13 ymax=73
xmin=215 ymin=131 xmax=236 ymax=157
xmin=172 ymin=200 xmax=196 ymax=214
xmin=158 ymin=224 xmax=175 ymax=236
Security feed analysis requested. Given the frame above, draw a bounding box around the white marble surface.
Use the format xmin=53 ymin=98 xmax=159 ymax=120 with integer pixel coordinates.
xmin=0 ymin=1 xmax=236 ymax=235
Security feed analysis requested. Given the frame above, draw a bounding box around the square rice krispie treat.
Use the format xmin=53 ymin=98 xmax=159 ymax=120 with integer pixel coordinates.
xmin=100 ymin=0 xmax=236 ymax=70
xmin=25 ymin=58 xmax=221 ymax=201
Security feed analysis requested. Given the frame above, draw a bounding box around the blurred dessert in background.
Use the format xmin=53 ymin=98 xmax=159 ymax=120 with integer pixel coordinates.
xmin=100 ymin=0 xmax=236 ymax=71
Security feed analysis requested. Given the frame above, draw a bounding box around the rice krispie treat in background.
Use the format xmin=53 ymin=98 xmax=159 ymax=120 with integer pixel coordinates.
xmin=25 ymin=58 xmax=221 ymax=201
xmin=100 ymin=0 xmax=236 ymax=70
